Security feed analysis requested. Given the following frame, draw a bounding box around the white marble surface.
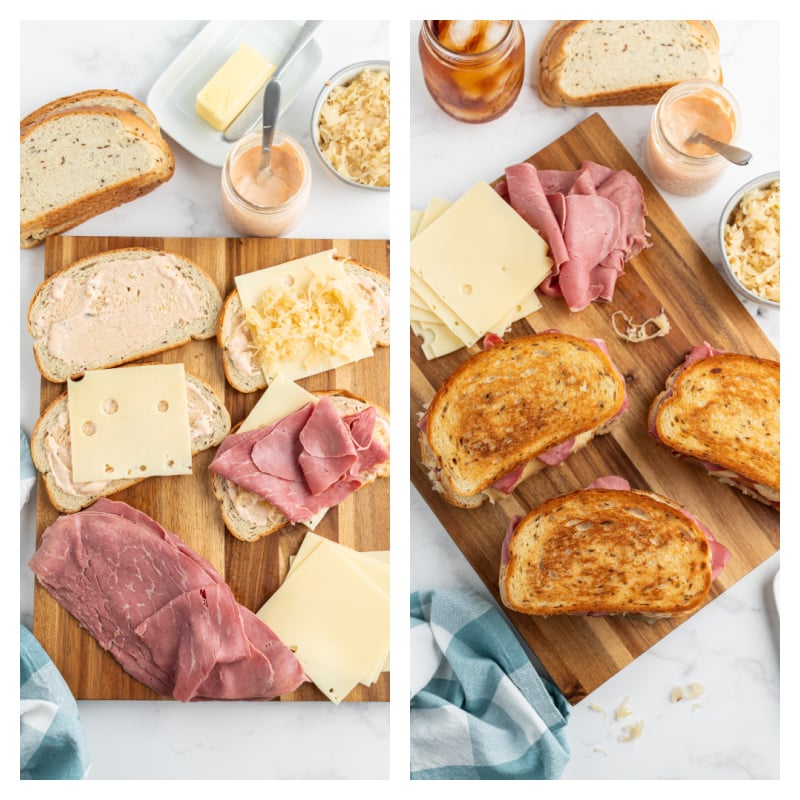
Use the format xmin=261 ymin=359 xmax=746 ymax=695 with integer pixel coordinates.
xmin=410 ymin=19 xmax=781 ymax=781
xmin=18 ymin=19 xmax=392 ymax=781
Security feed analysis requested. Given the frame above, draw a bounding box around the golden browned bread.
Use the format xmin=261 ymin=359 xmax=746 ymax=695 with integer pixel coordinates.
xmin=20 ymin=104 xmax=174 ymax=248
xmin=649 ymin=352 xmax=779 ymax=505
xmin=211 ymin=391 xmax=390 ymax=542
xmin=217 ymin=255 xmax=390 ymax=393
xmin=30 ymin=371 xmax=231 ymax=513
xmin=420 ymin=332 xmax=627 ymax=507
xmin=536 ymin=20 xmax=722 ymax=107
xmin=500 ymin=487 xmax=714 ymax=617
xmin=27 ymin=247 xmax=222 ymax=383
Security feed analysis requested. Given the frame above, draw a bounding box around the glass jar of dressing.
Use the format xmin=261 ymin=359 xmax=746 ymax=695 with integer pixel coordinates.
xmin=643 ymin=79 xmax=741 ymax=196
xmin=221 ymin=130 xmax=311 ymax=237
xmin=418 ymin=20 xmax=525 ymax=123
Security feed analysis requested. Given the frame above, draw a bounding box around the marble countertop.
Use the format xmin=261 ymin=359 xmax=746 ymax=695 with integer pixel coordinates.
xmin=409 ymin=19 xmax=780 ymax=780
xmin=17 ymin=19 xmax=780 ymax=782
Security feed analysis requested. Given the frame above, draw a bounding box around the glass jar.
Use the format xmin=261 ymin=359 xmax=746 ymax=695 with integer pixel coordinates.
xmin=220 ymin=130 xmax=311 ymax=237
xmin=418 ymin=20 xmax=525 ymax=123
xmin=643 ymin=79 xmax=741 ymax=196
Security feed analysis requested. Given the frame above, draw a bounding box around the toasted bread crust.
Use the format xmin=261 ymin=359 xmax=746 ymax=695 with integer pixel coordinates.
xmin=423 ymin=332 xmax=626 ymax=500
xmin=651 ymin=353 xmax=779 ymax=493
xmin=536 ymin=20 xmax=722 ymax=107
xmin=500 ymin=488 xmax=713 ymax=616
xmin=211 ymin=390 xmax=390 ymax=542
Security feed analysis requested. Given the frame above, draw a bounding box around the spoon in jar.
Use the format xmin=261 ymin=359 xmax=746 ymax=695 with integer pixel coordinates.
xmin=685 ymin=130 xmax=753 ymax=165
xmin=257 ymin=79 xmax=282 ymax=182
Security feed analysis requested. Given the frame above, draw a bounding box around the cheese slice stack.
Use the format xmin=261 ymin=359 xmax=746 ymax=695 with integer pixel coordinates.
xmin=410 ymin=180 xmax=553 ymax=359
xmin=257 ymin=532 xmax=390 ymax=703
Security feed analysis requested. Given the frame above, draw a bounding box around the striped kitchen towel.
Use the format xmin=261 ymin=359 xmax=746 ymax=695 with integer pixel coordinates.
xmin=20 ymin=625 xmax=90 ymax=779
xmin=410 ymin=589 xmax=570 ymax=780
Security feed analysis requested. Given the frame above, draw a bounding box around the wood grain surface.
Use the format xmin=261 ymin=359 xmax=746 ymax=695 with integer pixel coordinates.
xmin=410 ymin=113 xmax=779 ymax=704
xmin=32 ymin=235 xmax=390 ymax=702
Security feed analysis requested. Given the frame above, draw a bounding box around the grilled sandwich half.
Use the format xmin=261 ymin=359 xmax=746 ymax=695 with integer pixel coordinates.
xmin=499 ymin=477 xmax=730 ymax=618
xmin=649 ymin=343 xmax=779 ymax=510
xmin=418 ymin=331 xmax=628 ymax=507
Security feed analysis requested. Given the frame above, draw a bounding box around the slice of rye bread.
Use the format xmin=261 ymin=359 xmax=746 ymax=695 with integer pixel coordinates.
xmin=500 ymin=487 xmax=713 ymax=616
xmin=28 ymin=247 xmax=222 ymax=383
xmin=20 ymin=106 xmax=174 ymax=248
xmin=31 ymin=371 xmax=231 ymax=513
xmin=650 ymin=352 xmax=780 ymax=492
xmin=218 ymin=256 xmax=390 ymax=393
xmin=536 ymin=20 xmax=722 ymax=107
xmin=422 ymin=332 xmax=627 ymax=503
xmin=20 ymin=88 xmax=163 ymax=135
xmin=211 ymin=391 xmax=390 ymax=542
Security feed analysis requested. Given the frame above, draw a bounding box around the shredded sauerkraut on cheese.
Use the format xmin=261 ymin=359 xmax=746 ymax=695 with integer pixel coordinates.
xmin=318 ymin=69 xmax=390 ymax=188
xmin=723 ymin=180 xmax=780 ymax=302
xmin=244 ymin=274 xmax=365 ymax=373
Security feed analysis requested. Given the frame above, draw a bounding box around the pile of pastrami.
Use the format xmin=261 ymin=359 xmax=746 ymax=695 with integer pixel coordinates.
xmin=496 ymin=160 xmax=649 ymax=312
xmin=29 ymin=498 xmax=305 ymax=701
xmin=209 ymin=396 xmax=389 ymax=524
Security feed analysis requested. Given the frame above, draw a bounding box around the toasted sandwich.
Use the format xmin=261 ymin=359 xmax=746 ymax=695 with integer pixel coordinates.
xmin=648 ymin=343 xmax=779 ymax=510
xmin=499 ymin=476 xmax=731 ymax=617
xmin=418 ymin=331 xmax=628 ymax=507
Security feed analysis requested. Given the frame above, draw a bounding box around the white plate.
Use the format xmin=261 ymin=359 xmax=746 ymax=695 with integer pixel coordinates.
xmin=147 ymin=21 xmax=323 ymax=167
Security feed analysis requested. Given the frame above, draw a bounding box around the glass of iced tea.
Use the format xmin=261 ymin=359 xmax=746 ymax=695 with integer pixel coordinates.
xmin=418 ymin=20 xmax=525 ymax=123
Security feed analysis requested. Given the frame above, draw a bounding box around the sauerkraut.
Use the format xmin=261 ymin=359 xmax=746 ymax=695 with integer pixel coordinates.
xmin=723 ymin=180 xmax=780 ymax=302
xmin=317 ymin=69 xmax=390 ymax=188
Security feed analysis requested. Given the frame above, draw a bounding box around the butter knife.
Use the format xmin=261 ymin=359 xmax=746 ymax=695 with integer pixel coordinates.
xmin=223 ymin=20 xmax=322 ymax=142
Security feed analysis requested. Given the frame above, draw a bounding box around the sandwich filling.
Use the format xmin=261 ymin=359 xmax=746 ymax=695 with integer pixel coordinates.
xmin=210 ymin=396 xmax=389 ymax=525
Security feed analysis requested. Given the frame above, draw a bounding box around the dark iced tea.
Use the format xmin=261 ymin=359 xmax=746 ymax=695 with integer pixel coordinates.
xmin=418 ymin=20 xmax=525 ymax=123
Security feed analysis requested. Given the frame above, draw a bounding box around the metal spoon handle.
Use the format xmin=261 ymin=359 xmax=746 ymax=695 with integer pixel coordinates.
xmin=259 ymin=80 xmax=281 ymax=173
xmin=691 ymin=131 xmax=753 ymax=165
xmin=223 ymin=21 xmax=322 ymax=141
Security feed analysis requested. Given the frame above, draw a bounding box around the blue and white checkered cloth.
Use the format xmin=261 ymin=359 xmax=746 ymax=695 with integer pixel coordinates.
xmin=410 ymin=589 xmax=570 ymax=780
xmin=20 ymin=624 xmax=91 ymax=779
xmin=20 ymin=427 xmax=36 ymax=509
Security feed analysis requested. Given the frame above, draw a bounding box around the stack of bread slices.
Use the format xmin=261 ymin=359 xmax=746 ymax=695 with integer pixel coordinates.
xmin=20 ymin=89 xmax=174 ymax=248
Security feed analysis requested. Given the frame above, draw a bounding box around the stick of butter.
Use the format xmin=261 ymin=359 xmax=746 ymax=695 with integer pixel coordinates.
xmin=195 ymin=43 xmax=275 ymax=131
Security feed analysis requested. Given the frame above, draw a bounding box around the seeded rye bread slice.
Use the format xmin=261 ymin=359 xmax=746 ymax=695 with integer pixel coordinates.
xmin=31 ymin=370 xmax=231 ymax=513
xmin=20 ymin=105 xmax=174 ymax=248
xmin=211 ymin=391 xmax=390 ymax=542
xmin=500 ymin=487 xmax=714 ymax=617
xmin=536 ymin=20 xmax=722 ymax=107
xmin=420 ymin=332 xmax=626 ymax=508
xmin=20 ymin=88 xmax=163 ymax=135
xmin=28 ymin=247 xmax=223 ymax=383
xmin=218 ymin=256 xmax=391 ymax=393
xmin=649 ymin=352 xmax=780 ymax=497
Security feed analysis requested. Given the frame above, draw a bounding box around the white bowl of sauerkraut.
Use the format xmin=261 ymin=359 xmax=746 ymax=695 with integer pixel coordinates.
xmin=311 ymin=60 xmax=390 ymax=191
xmin=719 ymin=171 xmax=780 ymax=309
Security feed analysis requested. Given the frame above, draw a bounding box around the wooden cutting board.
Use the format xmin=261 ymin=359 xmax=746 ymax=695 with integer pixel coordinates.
xmin=32 ymin=235 xmax=390 ymax=702
xmin=410 ymin=113 xmax=779 ymax=705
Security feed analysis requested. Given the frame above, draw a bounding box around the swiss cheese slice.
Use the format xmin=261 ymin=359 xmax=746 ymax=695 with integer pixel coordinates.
xmin=257 ymin=536 xmax=390 ymax=704
xmin=411 ymin=180 xmax=552 ymax=339
xmin=235 ymin=250 xmax=374 ymax=383
xmin=67 ymin=364 xmax=192 ymax=483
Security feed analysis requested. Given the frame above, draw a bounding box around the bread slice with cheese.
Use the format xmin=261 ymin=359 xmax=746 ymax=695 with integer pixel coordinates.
xmin=20 ymin=105 xmax=174 ymax=248
xmin=211 ymin=390 xmax=390 ymax=542
xmin=28 ymin=247 xmax=222 ymax=383
xmin=31 ymin=371 xmax=231 ymax=513
xmin=500 ymin=483 xmax=728 ymax=617
xmin=649 ymin=348 xmax=780 ymax=509
xmin=20 ymin=88 xmax=163 ymax=135
xmin=419 ymin=332 xmax=628 ymax=508
xmin=218 ymin=255 xmax=390 ymax=393
xmin=536 ymin=20 xmax=723 ymax=107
